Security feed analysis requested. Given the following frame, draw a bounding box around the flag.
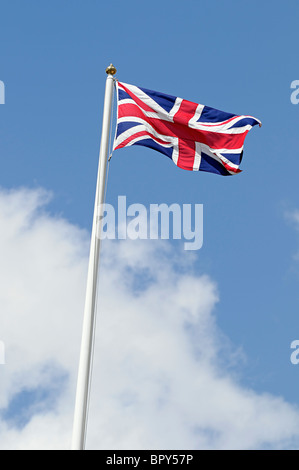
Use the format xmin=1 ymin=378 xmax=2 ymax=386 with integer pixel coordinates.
xmin=113 ymin=81 xmax=261 ymax=176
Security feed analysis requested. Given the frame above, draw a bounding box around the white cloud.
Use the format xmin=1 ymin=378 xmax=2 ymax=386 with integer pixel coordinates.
xmin=285 ymin=208 xmax=299 ymax=231
xmin=284 ymin=208 xmax=299 ymax=260
xmin=288 ymin=210 xmax=299 ymax=227
xmin=0 ymin=187 xmax=299 ymax=450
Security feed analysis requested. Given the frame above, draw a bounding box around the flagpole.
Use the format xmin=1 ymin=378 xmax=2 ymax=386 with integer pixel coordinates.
xmin=71 ymin=64 xmax=117 ymax=451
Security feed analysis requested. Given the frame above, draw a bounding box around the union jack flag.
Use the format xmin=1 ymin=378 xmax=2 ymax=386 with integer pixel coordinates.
xmin=113 ymin=81 xmax=261 ymax=176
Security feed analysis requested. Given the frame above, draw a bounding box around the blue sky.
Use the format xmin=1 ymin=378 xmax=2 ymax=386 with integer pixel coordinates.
xmin=1 ymin=0 xmax=299 ymax=450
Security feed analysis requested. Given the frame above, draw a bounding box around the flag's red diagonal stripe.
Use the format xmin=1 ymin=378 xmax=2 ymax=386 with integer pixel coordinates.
xmin=202 ymin=115 xmax=237 ymax=127
xmin=114 ymin=130 xmax=169 ymax=150
xmin=221 ymin=161 xmax=242 ymax=174
xmin=118 ymin=83 xmax=155 ymax=114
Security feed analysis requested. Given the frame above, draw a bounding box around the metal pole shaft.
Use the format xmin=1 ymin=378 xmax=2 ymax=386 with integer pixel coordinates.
xmin=71 ymin=65 xmax=116 ymax=450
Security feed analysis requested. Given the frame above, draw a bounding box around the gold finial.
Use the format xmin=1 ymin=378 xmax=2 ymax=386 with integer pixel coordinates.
xmin=106 ymin=64 xmax=117 ymax=76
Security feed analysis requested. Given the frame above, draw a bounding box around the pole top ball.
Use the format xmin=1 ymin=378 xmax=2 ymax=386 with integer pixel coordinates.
xmin=106 ymin=64 xmax=117 ymax=76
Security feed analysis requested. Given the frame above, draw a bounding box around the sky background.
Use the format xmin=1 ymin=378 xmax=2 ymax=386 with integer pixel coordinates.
xmin=1 ymin=0 xmax=299 ymax=450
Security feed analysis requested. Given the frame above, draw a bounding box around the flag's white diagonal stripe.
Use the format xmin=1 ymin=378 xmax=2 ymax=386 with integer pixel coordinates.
xmin=114 ymin=119 xmax=177 ymax=149
xmin=120 ymin=82 xmax=172 ymax=120
xmin=169 ymin=98 xmax=182 ymax=121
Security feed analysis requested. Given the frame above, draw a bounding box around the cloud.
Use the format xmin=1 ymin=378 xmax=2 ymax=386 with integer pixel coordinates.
xmin=0 ymin=187 xmax=299 ymax=449
xmin=285 ymin=209 xmax=299 ymax=231
xmin=284 ymin=208 xmax=299 ymax=261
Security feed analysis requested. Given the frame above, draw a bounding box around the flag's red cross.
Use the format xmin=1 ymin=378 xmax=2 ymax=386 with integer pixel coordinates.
xmin=117 ymin=83 xmax=246 ymax=173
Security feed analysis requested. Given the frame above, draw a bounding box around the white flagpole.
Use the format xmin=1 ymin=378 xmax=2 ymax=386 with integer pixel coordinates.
xmin=71 ymin=64 xmax=117 ymax=451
